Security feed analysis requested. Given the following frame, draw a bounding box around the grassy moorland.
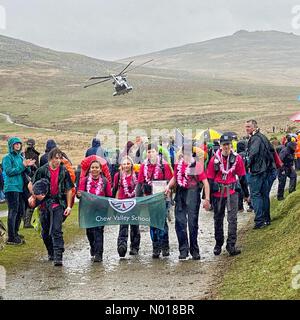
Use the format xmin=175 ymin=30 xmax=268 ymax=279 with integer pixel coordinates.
xmin=218 ymin=188 xmax=300 ymax=300
xmin=0 ymin=203 xmax=84 ymax=269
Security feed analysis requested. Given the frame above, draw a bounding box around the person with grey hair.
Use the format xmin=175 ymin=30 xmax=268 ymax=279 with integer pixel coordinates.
xmin=245 ymin=120 xmax=277 ymax=229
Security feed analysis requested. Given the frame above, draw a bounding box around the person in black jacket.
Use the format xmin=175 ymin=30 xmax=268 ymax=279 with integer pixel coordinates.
xmin=24 ymin=139 xmax=40 ymax=176
xmin=236 ymin=140 xmax=250 ymax=212
xmin=23 ymin=139 xmax=40 ymax=228
xmin=245 ymin=120 xmax=277 ymax=229
xmin=31 ymin=148 xmax=74 ymax=266
xmin=277 ymin=142 xmax=297 ymax=201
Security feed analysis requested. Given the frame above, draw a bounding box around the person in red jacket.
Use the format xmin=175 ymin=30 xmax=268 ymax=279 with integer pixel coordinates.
xmin=136 ymin=143 xmax=173 ymax=259
xmin=113 ymin=156 xmax=140 ymax=258
xmin=166 ymin=143 xmax=210 ymax=260
xmin=206 ymin=134 xmax=249 ymax=256
xmin=77 ymin=160 xmax=112 ymax=262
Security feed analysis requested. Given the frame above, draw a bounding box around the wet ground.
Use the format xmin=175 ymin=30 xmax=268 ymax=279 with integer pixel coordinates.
xmin=0 ymin=210 xmax=7 ymax=218
xmin=1 ymin=207 xmax=253 ymax=300
xmin=1 ymin=178 xmax=284 ymax=300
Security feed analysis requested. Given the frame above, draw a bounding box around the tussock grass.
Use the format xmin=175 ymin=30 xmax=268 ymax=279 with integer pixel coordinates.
xmin=219 ymin=188 xmax=300 ymax=299
xmin=0 ymin=204 xmax=84 ymax=269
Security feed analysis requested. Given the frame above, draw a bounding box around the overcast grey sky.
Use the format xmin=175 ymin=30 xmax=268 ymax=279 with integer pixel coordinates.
xmin=0 ymin=0 xmax=299 ymax=60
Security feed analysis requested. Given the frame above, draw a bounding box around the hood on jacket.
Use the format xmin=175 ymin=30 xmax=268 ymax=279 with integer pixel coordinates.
xmin=92 ymin=138 xmax=101 ymax=148
xmin=27 ymin=138 xmax=36 ymax=147
xmin=8 ymin=137 xmax=23 ymax=154
xmin=45 ymin=139 xmax=57 ymax=153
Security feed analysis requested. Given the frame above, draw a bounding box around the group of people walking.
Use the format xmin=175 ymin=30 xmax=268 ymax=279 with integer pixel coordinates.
xmin=0 ymin=119 xmax=297 ymax=267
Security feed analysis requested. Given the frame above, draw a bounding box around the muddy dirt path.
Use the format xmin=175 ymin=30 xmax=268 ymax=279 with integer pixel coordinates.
xmin=2 ymin=207 xmax=253 ymax=300
xmin=0 ymin=112 xmax=85 ymax=135
xmin=1 ymin=168 xmax=284 ymax=300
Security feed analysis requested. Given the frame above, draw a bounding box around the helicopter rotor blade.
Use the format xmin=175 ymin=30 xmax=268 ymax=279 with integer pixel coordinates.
xmin=117 ymin=61 xmax=134 ymax=76
xmin=84 ymin=78 xmax=111 ymax=88
xmin=88 ymin=76 xmax=111 ymax=80
xmin=123 ymin=59 xmax=154 ymax=74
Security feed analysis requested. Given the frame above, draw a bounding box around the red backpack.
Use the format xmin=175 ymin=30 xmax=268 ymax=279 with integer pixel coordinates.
xmin=80 ymin=155 xmax=111 ymax=184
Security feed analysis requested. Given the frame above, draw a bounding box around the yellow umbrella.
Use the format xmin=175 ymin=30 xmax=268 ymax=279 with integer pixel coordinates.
xmin=194 ymin=128 xmax=222 ymax=142
xmin=176 ymin=146 xmax=206 ymax=161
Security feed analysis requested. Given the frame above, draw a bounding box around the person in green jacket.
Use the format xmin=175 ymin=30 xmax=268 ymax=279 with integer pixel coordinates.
xmin=2 ymin=137 xmax=35 ymax=245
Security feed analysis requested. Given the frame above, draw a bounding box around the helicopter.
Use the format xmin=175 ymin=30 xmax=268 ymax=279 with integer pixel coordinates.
xmin=84 ymin=59 xmax=153 ymax=96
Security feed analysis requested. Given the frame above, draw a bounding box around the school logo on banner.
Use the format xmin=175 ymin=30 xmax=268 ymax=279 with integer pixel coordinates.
xmin=79 ymin=192 xmax=167 ymax=230
xmin=108 ymin=199 xmax=137 ymax=213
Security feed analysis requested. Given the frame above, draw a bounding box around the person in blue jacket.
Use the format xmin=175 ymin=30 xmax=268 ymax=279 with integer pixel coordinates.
xmin=40 ymin=139 xmax=57 ymax=167
xmin=2 ymin=137 xmax=35 ymax=245
xmin=85 ymin=138 xmax=108 ymax=158
xmin=85 ymin=137 xmax=111 ymax=171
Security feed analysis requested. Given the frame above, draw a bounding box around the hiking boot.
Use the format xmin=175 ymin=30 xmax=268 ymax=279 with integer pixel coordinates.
xmin=266 ymin=221 xmax=271 ymax=226
xmin=16 ymin=235 xmax=26 ymax=244
xmin=48 ymin=255 xmax=54 ymax=261
xmin=6 ymin=238 xmax=23 ymax=246
xmin=23 ymin=209 xmax=34 ymax=229
xmin=226 ymin=245 xmax=241 ymax=256
xmin=47 ymin=248 xmax=54 ymax=261
xmin=277 ymin=196 xmax=284 ymax=201
xmin=118 ymin=244 xmax=127 ymax=258
xmin=253 ymin=223 xmax=267 ymax=230
xmin=192 ymin=253 xmax=201 ymax=260
xmin=23 ymin=224 xmax=34 ymax=229
xmin=214 ymin=245 xmax=222 ymax=256
xmin=90 ymin=247 xmax=95 ymax=257
xmin=178 ymin=252 xmax=189 ymax=260
xmin=152 ymin=248 xmax=161 ymax=259
xmin=94 ymin=253 xmax=103 ymax=263
xmin=54 ymin=260 xmax=63 ymax=267
xmin=129 ymin=248 xmax=139 ymax=256
xmin=162 ymin=248 xmax=170 ymax=257
xmin=53 ymin=252 xmax=63 ymax=266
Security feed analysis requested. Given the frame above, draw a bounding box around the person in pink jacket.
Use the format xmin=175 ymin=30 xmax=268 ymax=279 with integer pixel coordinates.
xmin=77 ymin=160 xmax=112 ymax=262
xmin=113 ymin=156 xmax=140 ymax=258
